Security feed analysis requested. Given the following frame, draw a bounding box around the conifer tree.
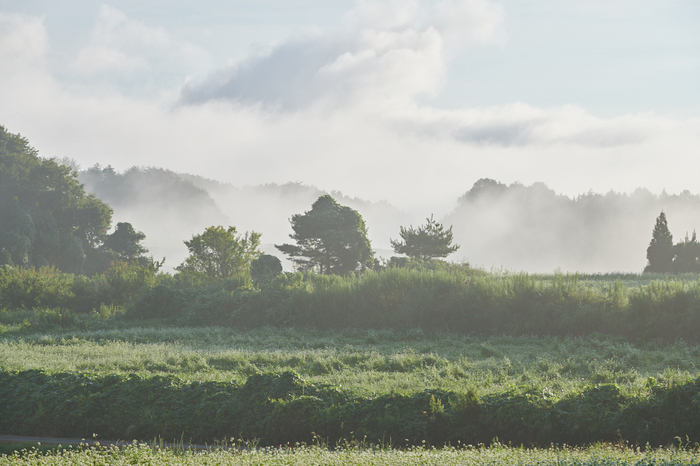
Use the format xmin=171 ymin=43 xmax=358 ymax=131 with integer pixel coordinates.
xmin=644 ymin=211 xmax=674 ymax=273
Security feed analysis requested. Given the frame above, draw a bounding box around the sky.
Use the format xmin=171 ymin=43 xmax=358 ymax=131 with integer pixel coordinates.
xmin=1 ymin=0 xmax=699 ymax=214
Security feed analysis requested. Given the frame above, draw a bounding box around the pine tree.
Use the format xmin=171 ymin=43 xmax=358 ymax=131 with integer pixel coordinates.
xmin=390 ymin=215 xmax=460 ymax=261
xmin=275 ymin=195 xmax=374 ymax=275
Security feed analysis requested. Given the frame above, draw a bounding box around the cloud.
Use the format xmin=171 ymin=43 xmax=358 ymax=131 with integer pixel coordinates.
xmin=0 ymin=11 xmax=46 ymax=73
xmin=1 ymin=2 xmax=700 ymax=219
xmin=179 ymin=0 xmax=503 ymax=110
xmin=73 ymin=6 xmax=210 ymax=81
xmin=179 ymin=27 xmax=445 ymax=110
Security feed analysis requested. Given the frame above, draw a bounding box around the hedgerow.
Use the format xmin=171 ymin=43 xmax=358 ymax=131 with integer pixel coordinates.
xmin=2 ymin=369 xmax=700 ymax=447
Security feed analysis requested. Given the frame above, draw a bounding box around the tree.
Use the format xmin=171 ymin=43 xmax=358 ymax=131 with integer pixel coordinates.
xmin=0 ymin=126 xmax=112 ymax=274
xmin=275 ymin=195 xmax=374 ymax=274
xmin=390 ymin=215 xmax=459 ymax=261
xmin=176 ymin=226 xmax=261 ymax=281
xmin=250 ymin=254 xmax=283 ymax=288
xmin=102 ymin=222 xmax=148 ymax=261
xmin=673 ymin=231 xmax=700 ymax=273
xmin=644 ymin=211 xmax=674 ymax=273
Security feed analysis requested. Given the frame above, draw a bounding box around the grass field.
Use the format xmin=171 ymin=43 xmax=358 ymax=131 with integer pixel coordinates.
xmin=2 ymin=442 xmax=700 ymax=465
xmin=2 ymin=326 xmax=699 ymax=399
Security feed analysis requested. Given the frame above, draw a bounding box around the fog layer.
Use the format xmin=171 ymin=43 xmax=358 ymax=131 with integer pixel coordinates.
xmin=79 ymin=167 xmax=700 ymax=274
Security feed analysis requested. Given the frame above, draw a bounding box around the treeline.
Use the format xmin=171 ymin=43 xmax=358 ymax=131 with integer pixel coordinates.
xmin=0 ymin=126 xmax=160 ymax=276
xmin=2 ymin=368 xmax=700 ymax=447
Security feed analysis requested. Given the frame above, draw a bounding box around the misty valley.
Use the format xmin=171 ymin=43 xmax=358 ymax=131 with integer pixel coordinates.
xmin=3 ymin=125 xmax=700 ymax=462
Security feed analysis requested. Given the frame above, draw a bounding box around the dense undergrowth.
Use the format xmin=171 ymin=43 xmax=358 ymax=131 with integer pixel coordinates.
xmin=2 ymin=366 xmax=700 ymax=447
xmin=2 ymin=328 xmax=700 ymax=447
xmin=3 ymin=264 xmax=700 ymax=342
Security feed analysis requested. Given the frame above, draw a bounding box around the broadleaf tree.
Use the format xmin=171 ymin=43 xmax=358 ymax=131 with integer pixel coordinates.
xmin=0 ymin=125 xmax=113 ymax=274
xmin=176 ymin=225 xmax=261 ymax=282
xmin=672 ymin=231 xmax=700 ymax=273
xmin=390 ymin=215 xmax=459 ymax=261
xmin=275 ymin=195 xmax=374 ymax=274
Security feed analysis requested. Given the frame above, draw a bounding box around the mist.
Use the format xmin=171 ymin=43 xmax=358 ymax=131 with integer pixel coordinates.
xmin=78 ymin=166 xmax=700 ymax=274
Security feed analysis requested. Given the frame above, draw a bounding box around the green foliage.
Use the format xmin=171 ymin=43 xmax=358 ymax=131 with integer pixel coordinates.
xmin=673 ymin=231 xmax=700 ymax=273
xmin=390 ymin=215 xmax=459 ymax=261
xmin=101 ymin=222 xmax=148 ymax=261
xmin=0 ymin=262 xmax=160 ymax=316
xmin=0 ymin=127 xmax=114 ymax=274
xmin=251 ymin=254 xmax=283 ymax=288
xmin=176 ymin=226 xmax=261 ymax=283
xmin=3 ymin=367 xmax=700 ymax=447
xmin=276 ymin=195 xmax=374 ymax=275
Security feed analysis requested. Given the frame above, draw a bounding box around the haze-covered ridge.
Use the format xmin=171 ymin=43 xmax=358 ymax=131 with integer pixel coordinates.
xmin=447 ymin=179 xmax=700 ymax=273
xmin=78 ymin=166 xmax=229 ymax=270
xmin=80 ymin=167 xmax=413 ymax=272
xmin=76 ymin=164 xmax=700 ymax=274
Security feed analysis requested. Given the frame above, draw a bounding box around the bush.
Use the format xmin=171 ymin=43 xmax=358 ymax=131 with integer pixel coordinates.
xmin=3 ymin=369 xmax=700 ymax=446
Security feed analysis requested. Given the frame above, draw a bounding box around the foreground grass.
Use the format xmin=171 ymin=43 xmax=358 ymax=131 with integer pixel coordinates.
xmin=1 ymin=326 xmax=699 ymax=399
xmin=2 ymin=443 xmax=700 ymax=466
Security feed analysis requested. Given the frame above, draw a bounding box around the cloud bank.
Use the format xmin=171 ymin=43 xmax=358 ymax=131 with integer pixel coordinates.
xmin=0 ymin=2 xmax=699 ymax=217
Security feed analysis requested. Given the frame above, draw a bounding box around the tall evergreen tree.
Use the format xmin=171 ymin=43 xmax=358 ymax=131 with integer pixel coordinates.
xmin=644 ymin=211 xmax=674 ymax=273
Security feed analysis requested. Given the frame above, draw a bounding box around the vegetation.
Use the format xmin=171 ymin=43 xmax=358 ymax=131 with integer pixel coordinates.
xmin=7 ymin=127 xmax=700 ymax=457
xmin=4 ymin=265 xmax=700 ymax=343
xmin=390 ymin=215 xmax=459 ymax=260
xmin=176 ymin=226 xmax=261 ymax=283
xmin=644 ymin=212 xmax=700 ymax=273
xmin=3 ymin=442 xmax=700 ymax=465
xmin=276 ymin=195 xmax=374 ymax=274
xmin=645 ymin=211 xmax=676 ymax=273
xmin=250 ymin=254 xmax=283 ymax=288
xmin=3 ymin=328 xmax=700 ymax=447
xmin=0 ymin=127 xmax=113 ymax=275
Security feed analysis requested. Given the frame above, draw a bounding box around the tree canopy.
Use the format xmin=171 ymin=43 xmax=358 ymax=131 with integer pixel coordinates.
xmin=176 ymin=226 xmax=261 ymax=282
xmin=275 ymin=195 xmax=374 ymax=274
xmin=390 ymin=215 xmax=459 ymax=261
xmin=672 ymin=231 xmax=700 ymax=273
xmin=0 ymin=126 xmax=113 ymax=274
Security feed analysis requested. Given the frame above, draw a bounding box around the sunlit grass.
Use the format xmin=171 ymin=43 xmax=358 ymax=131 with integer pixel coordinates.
xmin=2 ymin=326 xmax=699 ymax=398
xmin=1 ymin=442 xmax=699 ymax=466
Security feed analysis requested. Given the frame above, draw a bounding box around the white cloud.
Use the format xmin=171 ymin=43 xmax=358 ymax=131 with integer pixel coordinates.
xmin=73 ymin=5 xmax=210 ymax=79
xmin=0 ymin=11 xmax=46 ymax=72
xmin=0 ymin=2 xmax=699 ymax=219
xmin=179 ymin=0 xmax=503 ymax=109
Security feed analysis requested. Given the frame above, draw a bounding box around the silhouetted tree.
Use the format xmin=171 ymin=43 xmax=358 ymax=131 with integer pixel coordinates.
xmin=102 ymin=222 xmax=148 ymax=261
xmin=644 ymin=211 xmax=674 ymax=273
xmin=276 ymin=195 xmax=373 ymax=274
xmin=390 ymin=215 xmax=460 ymax=261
